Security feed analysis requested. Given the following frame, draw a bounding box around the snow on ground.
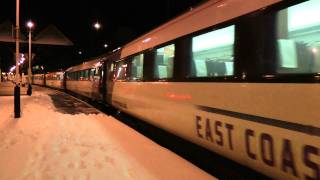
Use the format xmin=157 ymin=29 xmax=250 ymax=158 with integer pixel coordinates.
xmin=0 ymin=82 xmax=27 ymax=96
xmin=0 ymin=87 xmax=214 ymax=180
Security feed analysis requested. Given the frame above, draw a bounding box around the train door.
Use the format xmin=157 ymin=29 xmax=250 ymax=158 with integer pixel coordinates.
xmin=107 ymin=52 xmax=121 ymax=104
xmin=91 ymin=65 xmax=102 ymax=101
xmin=63 ymin=72 xmax=67 ymax=90
xmin=99 ymin=63 xmax=107 ymax=101
xmin=105 ymin=61 xmax=116 ymax=103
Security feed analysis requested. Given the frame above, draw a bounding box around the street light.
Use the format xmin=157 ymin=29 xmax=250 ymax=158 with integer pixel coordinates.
xmin=26 ymin=20 xmax=34 ymax=96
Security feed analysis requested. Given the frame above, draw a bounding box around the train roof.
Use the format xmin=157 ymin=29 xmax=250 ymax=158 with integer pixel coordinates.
xmin=66 ymin=58 xmax=102 ymax=72
xmin=120 ymin=0 xmax=281 ymax=59
xmin=46 ymin=71 xmax=64 ymax=75
xmin=66 ymin=50 xmax=121 ymax=72
xmin=33 ymin=74 xmax=44 ymax=76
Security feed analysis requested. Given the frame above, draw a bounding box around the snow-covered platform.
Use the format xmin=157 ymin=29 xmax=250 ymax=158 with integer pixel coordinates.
xmin=0 ymin=86 xmax=215 ymax=180
xmin=0 ymin=81 xmax=28 ymax=96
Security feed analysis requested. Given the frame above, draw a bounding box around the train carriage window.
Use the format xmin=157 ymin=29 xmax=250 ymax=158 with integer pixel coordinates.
xmin=84 ymin=70 xmax=89 ymax=80
xmin=115 ymin=60 xmax=128 ymax=80
xmin=110 ymin=62 xmax=117 ymax=80
xmin=76 ymin=72 xmax=79 ymax=80
xmin=110 ymin=63 xmax=114 ymax=73
xmin=154 ymin=44 xmax=175 ymax=79
xmin=131 ymin=54 xmax=144 ymax=80
xmin=191 ymin=25 xmax=235 ymax=77
xmin=90 ymin=69 xmax=95 ymax=81
xmin=80 ymin=71 xmax=84 ymax=80
xmin=276 ymin=0 xmax=320 ymax=74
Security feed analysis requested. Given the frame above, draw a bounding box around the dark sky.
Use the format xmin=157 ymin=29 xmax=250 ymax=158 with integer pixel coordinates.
xmin=0 ymin=0 xmax=205 ymax=72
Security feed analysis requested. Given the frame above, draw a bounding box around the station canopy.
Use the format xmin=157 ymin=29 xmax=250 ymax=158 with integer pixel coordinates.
xmin=0 ymin=20 xmax=73 ymax=46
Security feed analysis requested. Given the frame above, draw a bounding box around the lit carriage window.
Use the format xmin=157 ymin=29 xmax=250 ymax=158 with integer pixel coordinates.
xmin=154 ymin=44 xmax=175 ymax=79
xmin=77 ymin=71 xmax=81 ymax=80
xmin=131 ymin=54 xmax=144 ymax=80
xmin=84 ymin=70 xmax=89 ymax=80
xmin=191 ymin=25 xmax=235 ymax=77
xmin=90 ymin=69 xmax=95 ymax=81
xmin=79 ymin=71 xmax=83 ymax=80
xmin=115 ymin=60 xmax=128 ymax=80
xmin=276 ymin=0 xmax=320 ymax=74
xmin=110 ymin=63 xmax=114 ymax=72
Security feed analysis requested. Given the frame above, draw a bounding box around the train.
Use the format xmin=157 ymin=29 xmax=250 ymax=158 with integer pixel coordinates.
xmin=32 ymin=0 xmax=320 ymax=179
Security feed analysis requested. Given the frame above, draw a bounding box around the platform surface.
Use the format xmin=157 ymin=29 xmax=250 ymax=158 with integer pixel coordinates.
xmin=0 ymin=86 xmax=215 ymax=180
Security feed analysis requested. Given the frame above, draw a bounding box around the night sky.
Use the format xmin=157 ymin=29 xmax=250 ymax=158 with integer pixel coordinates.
xmin=0 ymin=0 xmax=205 ymax=72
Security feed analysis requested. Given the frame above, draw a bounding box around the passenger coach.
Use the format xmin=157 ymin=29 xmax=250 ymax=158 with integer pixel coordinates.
xmin=32 ymin=0 xmax=320 ymax=179
xmin=45 ymin=71 xmax=64 ymax=90
xmin=65 ymin=59 xmax=104 ymax=100
xmin=32 ymin=74 xmax=45 ymax=86
xmin=109 ymin=0 xmax=320 ymax=179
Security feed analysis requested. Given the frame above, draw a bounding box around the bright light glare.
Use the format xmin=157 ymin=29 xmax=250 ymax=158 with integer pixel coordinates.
xmin=10 ymin=66 xmax=16 ymax=72
xmin=27 ymin=21 xmax=34 ymax=29
xmin=142 ymin=38 xmax=151 ymax=43
xmin=112 ymin=47 xmax=121 ymax=52
xmin=288 ymin=0 xmax=320 ymax=31
xmin=95 ymin=62 xmax=102 ymax=67
xmin=104 ymin=44 xmax=108 ymax=48
xmin=193 ymin=25 xmax=235 ymax=52
xmin=312 ymin=48 xmax=318 ymax=53
xmin=94 ymin=22 xmax=101 ymax=30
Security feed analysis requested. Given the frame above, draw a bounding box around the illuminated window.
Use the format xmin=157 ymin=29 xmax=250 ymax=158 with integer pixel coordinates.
xmin=115 ymin=60 xmax=128 ymax=80
xmin=90 ymin=69 xmax=95 ymax=81
xmin=80 ymin=71 xmax=85 ymax=80
xmin=82 ymin=70 xmax=88 ymax=80
xmin=276 ymin=0 xmax=320 ymax=74
xmin=191 ymin=25 xmax=235 ymax=77
xmin=131 ymin=54 xmax=144 ymax=80
xmin=154 ymin=44 xmax=175 ymax=79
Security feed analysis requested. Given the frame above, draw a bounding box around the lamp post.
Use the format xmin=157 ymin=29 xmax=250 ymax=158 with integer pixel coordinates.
xmin=14 ymin=0 xmax=20 ymax=118
xmin=26 ymin=20 xmax=34 ymax=96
